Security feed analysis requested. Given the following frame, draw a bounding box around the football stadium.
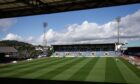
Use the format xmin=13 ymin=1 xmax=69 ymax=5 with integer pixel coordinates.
xmin=0 ymin=42 xmax=140 ymax=84
xmin=0 ymin=0 xmax=140 ymax=84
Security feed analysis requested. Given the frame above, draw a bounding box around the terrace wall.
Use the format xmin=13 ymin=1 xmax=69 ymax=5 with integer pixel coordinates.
xmin=52 ymin=51 xmax=117 ymax=57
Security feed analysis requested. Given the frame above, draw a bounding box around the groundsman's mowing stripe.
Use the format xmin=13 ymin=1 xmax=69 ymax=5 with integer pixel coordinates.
xmin=52 ymin=58 xmax=93 ymax=80
xmin=0 ymin=58 xmax=70 ymax=77
xmin=0 ymin=58 xmax=58 ymax=74
xmin=0 ymin=57 xmax=71 ymax=77
xmin=105 ymin=58 xmax=126 ymax=83
xmin=119 ymin=58 xmax=140 ymax=78
xmin=86 ymin=57 xmax=106 ymax=82
xmin=116 ymin=58 xmax=140 ymax=84
xmin=68 ymin=58 xmax=99 ymax=81
xmin=0 ymin=57 xmax=139 ymax=84
xmin=20 ymin=58 xmax=77 ymax=79
xmin=36 ymin=58 xmax=85 ymax=79
xmin=0 ymin=57 xmax=56 ymax=68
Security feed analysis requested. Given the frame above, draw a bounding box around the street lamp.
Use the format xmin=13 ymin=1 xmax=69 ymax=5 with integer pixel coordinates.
xmin=116 ymin=17 xmax=121 ymax=44
xmin=43 ymin=22 xmax=47 ymax=47
xmin=43 ymin=22 xmax=48 ymax=56
xmin=116 ymin=17 xmax=121 ymax=56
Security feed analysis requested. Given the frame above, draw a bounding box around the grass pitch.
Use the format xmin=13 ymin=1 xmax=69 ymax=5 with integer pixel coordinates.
xmin=0 ymin=57 xmax=140 ymax=84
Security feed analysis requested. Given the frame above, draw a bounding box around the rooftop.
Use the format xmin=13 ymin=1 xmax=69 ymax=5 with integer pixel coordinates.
xmin=0 ymin=0 xmax=140 ymax=18
xmin=0 ymin=47 xmax=17 ymax=53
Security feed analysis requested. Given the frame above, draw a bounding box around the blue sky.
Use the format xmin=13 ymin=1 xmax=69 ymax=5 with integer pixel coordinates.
xmin=0 ymin=3 xmax=140 ymax=46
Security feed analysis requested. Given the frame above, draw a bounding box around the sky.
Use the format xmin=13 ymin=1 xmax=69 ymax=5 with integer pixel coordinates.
xmin=0 ymin=3 xmax=140 ymax=46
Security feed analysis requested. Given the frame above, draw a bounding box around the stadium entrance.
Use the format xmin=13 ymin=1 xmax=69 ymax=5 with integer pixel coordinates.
xmin=52 ymin=43 xmax=118 ymax=57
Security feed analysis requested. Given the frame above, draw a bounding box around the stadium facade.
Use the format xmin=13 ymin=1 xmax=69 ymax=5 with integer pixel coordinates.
xmin=123 ymin=47 xmax=140 ymax=56
xmin=51 ymin=43 xmax=122 ymax=57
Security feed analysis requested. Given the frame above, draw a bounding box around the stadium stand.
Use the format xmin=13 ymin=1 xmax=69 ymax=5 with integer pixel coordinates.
xmin=51 ymin=43 xmax=120 ymax=57
xmin=123 ymin=47 xmax=140 ymax=56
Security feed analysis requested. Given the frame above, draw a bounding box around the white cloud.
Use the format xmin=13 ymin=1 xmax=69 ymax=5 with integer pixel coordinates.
xmin=2 ymin=33 xmax=37 ymax=45
xmin=40 ymin=9 xmax=140 ymax=45
xmin=40 ymin=21 xmax=118 ymax=45
xmin=26 ymin=36 xmax=36 ymax=44
xmin=3 ymin=33 xmax=22 ymax=41
xmin=2 ymin=10 xmax=140 ymax=46
xmin=0 ymin=18 xmax=17 ymax=32
xmin=120 ymin=10 xmax=140 ymax=37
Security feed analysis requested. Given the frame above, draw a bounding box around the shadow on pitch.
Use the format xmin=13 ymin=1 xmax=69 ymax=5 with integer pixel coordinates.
xmin=0 ymin=77 xmax=125 ymax=84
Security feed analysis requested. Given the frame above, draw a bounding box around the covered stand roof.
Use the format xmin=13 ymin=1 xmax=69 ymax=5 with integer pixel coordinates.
xmin=0 ymin=0 xmax=140 ymax=19
xmin=52 ymin=43 xmax=115 ymax=47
